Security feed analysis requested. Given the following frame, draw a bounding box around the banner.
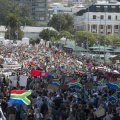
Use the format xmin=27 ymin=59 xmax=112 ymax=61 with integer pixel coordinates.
xmin=31 ymin=70 xmax=41 ymax=76
xmin=3 ymin=72 xmax=12 ymax=77
xmin=19 ymin=75 xmax=28 ymax=87
xmin=31 ymin=70 xmax=48 ymax=77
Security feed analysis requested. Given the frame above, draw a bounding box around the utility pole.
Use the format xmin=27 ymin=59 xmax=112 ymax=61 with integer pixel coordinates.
xmin=104 ymin=0 xmax=107 ymax=64
xmin=87 ymin=0 xmax=90 ymax=58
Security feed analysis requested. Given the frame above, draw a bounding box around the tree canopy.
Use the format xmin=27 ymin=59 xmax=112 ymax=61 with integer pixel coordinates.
xmin=49 ymin=13 xmax=73 ymax=32
xmin=0 ymin=0 xmax=34 ymax=26
xmin=75 ymin=31 xmax=97 ymax=47
xmin=0 ymin=0 xmax=36 ymax=40
xmin=59 ymin=31 xmax=74 ymax=40
xmin=75 ymin=31 xmax=120 ymax=48
xmin=39 ymin=29 xmax=58 ymax=43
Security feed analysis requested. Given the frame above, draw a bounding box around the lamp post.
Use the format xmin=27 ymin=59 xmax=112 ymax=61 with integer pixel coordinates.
xmin=87 ymin=0 xmax=90 ymax=58
xmin=97 ymin=16 xmax=102 ymax=61
xmin=9 ymin=22 xmax=11 ymax=40
xmin=48 ymin=11 xmax=50 ymax=42
xmin=104 ymin=0 xmax=107 ymax=64
xmin=86 ymin=0 xmax=95 ymax=58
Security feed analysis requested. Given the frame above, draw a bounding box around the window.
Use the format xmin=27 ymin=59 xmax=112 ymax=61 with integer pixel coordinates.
xmin=104 ymin=6 xmax=108 ymax=12
xmin=100 ymin=25 xmax=103 ymax=29
xmin=100 ymin=15 xmax=104 ymax=20
xmin=96 ymin=6 xmax=100 ymax=12
xmin=77 ymin=26 xmax=80 ymax=30
xmin=108 ymin=25 xmax=111 ymax=29
xmin=93 ymin=25 xmax=96 ymax=29
xmin=108 ymin=15 xmax=111 ymax=20
xmin=39 ymin=17 xmax=45 ymax=21
xmin=115 ymin=16 xmax=117 ymax=20
xmin=111 ymin=6 xmax=115 ymax=11
xmin=112 ymin=6 xmax=115 ymax=8
xmin=93 ymin=15 xmax=96 ymax=19
xmin=114 ymin=25 xmax=119 ymax=29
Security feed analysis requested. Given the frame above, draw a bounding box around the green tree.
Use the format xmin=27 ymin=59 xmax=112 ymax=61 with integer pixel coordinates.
xmin=19 ymin=5 xmax=36 ymax=26
xmin=59 ymin=31 xmax=74 ymax=44
xmin=5 ymin=13 xmax=21 ymax=40
xmin=0 ymin=0 xmax=11 ymax=25
xmin=5 ymin=29 xmax=24 ymax=40
xmin=30 ymin=38 xmax=40 ymax=45
xmin=98 ymin=34 xmax=106 ymax=46
xmin=39 ymin=29 xmax=58 ymax=42
xmin=107 ymin=34 xmax=120 ymax=47
xmin=59 ymin=31 xmax=73 ymax=39
xmin=0 ymin=0 xmax=36 ymax=40
xmin=49 ymin=13 xmax=73 ymax=31
xmin=0 ymin=0 xmax=34 ymax=25
xmin=75 ymin=31 xmax=97 ymax=47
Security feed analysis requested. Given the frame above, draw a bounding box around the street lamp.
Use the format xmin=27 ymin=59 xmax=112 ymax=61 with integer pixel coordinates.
xmin=97 ymin=16 xmax=102 ymax=61
xmin=104 ymin=0 xmax=107 ymax=64
xmin=87 ymin=0 xmax=90 ymax=58
xmin=86 ymin=0 xmax=95 ymax=58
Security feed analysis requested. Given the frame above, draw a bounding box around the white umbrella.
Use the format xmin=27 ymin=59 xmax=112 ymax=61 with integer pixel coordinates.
xmin=76 ymin=60 xmax=83 ymax=65
xmin=112 ymin=70 xmax=119 ymax=74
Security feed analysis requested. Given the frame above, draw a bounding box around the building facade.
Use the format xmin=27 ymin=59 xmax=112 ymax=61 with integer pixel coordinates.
xmin=32 ymin=0 xmax=48 ymax=24
xmin=13 ymin=0 xmax=48 ymax=25
xmin=0 ymin=26 xmax=56 ymax=39
xmin=74 ymin=0 xmax=120 ymax=34
xmin=49 ymin=2 xmax=85 ymax=15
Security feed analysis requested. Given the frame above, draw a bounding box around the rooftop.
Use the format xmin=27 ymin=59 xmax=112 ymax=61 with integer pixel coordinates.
xmin=75 ymin=0 xmax=120 ymax=16
xmin=0 ymin=26 xmax=56 ymax=33
xmin=21 ymin=26 xmax=56 ymax=33
xmin=0 ymin=26 xmax=7 ymax=32
xmin=96 ymin=0 xmax=120 ymax=5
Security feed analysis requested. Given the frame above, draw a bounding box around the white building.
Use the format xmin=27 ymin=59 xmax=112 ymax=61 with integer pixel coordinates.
xmin=74 ymin=0 xmax=120 ymax=34
xmin=49 ymin=2 xmax=85 ymax=15
xmin=0 ymin=26 xmax=7 ymax=37
xmin=0 ymin=26 xmax=56 ymax=39
xmin=21 ymin=26 xmax=56 ymax=39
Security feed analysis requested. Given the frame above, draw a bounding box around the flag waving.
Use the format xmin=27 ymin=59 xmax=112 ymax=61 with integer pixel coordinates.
xmin=69 ymin=80 xmax=82 ymax=88
xmin=9 ymin=90 xmax=32 ymax=105
xmin=52 ymin=78 xmax=60 ymax=86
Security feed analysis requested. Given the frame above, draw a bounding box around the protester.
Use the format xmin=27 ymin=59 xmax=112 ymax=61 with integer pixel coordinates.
xmin=0 ymin=43 xmax=120 ymax=120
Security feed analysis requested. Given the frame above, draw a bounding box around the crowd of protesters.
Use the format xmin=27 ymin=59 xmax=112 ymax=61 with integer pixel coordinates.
xmin=0 ymin=43 xmax=120 ymax=120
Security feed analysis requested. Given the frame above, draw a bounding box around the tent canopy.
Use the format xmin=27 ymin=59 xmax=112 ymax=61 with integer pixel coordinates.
xmin=92 ymin=48 xmax=111 ymax=52
xmin=89 ymin=46 xmax=113 ymax=50
xmin=112 ymin=48 xmax=120 ymax=53
xmin=64 ymin=45 xmax=87 ymax=52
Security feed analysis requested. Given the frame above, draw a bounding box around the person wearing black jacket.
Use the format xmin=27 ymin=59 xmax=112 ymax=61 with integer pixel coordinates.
xmin=7 ymin=104 xmax=16 ymax=120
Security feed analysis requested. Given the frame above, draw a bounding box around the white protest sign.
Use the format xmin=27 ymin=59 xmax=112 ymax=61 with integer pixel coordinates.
xmin=117 ymin=78 xmax=120 ymax=80
xmin=94 ymin=107 xmax=105 ymax=118
xmin=19 ymin=75 xmax=28 ymax=87
xmin=93 ymin=76 xmax=97 ymax=81
xmin=9 ymin=76 xmax=17 ymax=87
xmin=3 ymin=72 xmax=12 ymax=77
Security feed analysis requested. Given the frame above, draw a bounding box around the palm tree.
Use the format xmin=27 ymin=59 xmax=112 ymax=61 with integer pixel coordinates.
xmin=6 ymin=13 xmax=21 ymax=40
xmin=59 ymin=31 xmax=73 ymax=45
